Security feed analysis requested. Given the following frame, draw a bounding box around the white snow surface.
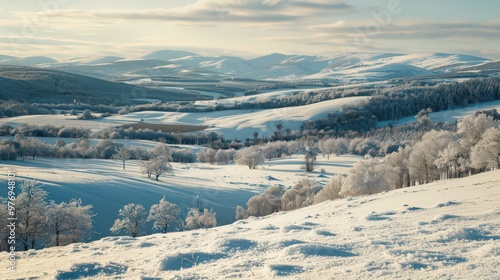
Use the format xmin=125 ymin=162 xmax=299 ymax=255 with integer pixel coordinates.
xmin=0 ymin=155 xmax=361 ymax=241
xmin=108 ymin=96 xmax=369 ymax=139
xmin=2 ymin=170 xmax=499 ymax=279
xmin=0 ymin=96 xmax=368 ymax=140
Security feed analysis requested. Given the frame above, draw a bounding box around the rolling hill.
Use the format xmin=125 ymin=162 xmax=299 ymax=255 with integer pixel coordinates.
xmin=0 ymin=65 xmax=208 ymax=105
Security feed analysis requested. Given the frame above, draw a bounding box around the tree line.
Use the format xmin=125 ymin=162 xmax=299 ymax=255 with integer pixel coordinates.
xmin=235 ymin=112 xmax=500 ymax=219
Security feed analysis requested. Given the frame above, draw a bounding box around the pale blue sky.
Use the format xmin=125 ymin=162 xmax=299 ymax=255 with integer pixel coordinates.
xmin=1 ymin=0 xmax=499 ymax=59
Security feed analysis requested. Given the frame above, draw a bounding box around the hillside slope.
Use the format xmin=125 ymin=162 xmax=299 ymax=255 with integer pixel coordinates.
xmin=3 ymin=170 xmax=499 ymax=279
xmin=0 ymin=66 xmax=206 ymax=105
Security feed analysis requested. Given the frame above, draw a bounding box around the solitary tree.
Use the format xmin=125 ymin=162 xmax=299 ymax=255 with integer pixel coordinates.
xmin=152 ymin=157 xmax=172 ymax=181
xmin=112 ymin=147 xmax=131 ymax=170
xmin=147 ymin=196 xmax=181 ymax=233
xmin=110 ymin=203 xmax=147 ymax=237
xmin=81 ymin=109 xmax=93 ymax=120
xmin=304 ymin=147 xmax=317 ymax=172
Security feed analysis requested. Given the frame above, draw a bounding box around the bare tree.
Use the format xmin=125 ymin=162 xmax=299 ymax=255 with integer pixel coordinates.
xmin=112 ymin=147 xmax=131 ymax=170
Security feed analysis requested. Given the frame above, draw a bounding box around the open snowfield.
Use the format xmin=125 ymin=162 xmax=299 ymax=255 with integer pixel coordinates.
xmin=0 ymin=137 xmax=201 ymax=152
xmin=0 ymin=155 xmax=361 ymax=240
xmin=2 ymin=170 xmax=499 ymax=279
xmin=106 ymin=96 xmax=368 ymax=139
xmin=193 ymin=82 xmax=382 ymax=107
xmin=0 ymin=114 xmax=119 ymax=131
xmin=0 ymin=96 xmax=368 ymax=140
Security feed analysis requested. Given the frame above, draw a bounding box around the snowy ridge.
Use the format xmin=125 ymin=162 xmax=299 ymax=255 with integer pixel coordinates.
xmin=4 ymin=170 xmax=499 ymax=279
xmin=1 ymin=51 xmax=493 ymax=80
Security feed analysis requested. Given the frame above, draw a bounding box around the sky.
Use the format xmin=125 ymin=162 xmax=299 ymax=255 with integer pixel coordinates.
xmin=0 ymin=0 xmax=499 ymax=60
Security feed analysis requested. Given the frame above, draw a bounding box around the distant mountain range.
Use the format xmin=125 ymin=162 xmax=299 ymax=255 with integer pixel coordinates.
xmin=1 ymin=50 xmax=498 ymax=82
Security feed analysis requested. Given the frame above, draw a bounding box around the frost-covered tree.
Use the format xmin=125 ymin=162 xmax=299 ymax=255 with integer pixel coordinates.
xmin=235 ymin=205 xmax=248 ymax=221
xmin=246 ymin=185 xmax=285 ymax=217
xmin=385 ymin=146 xmax=411 ymax=188
xmin=458 ymin=113 xmax=498 ymax=149
xmin=281 ymin=179 xmax=321 ymax=211
xmin=214 ymin=149 xmax=230 ymax=165
xmin=185 ymin=208 xmax=217 ymax=230
xmin=81 ymin=109 xmax=93 ymax=120
xmin=112 ymin=147 xmax=131 ymax=170
xmin=151 ymin=156 xmax=173 ymax=181
xmin=314 ymin=175 xmax=344 ymax=203
xmin=110 ymin=203 xmax=147 ymax=237
xmin=236 ymin=147 xmax=265 ymax=169
xmin=197 ymin=148 xmax=217 ymax=164
xmin=47 ymin=199 xmax=94 ymax=246
xmin=246 ymin=195 xmax=273 ymax=217
xmin=434 ymin=142 xmax=464 ymax=179
xmin=15 ymin=180 xmax=49 ymax=250
xmin=456 ymin=113 xmax=499 ymax=173
xmin=409 ymin=130 xmax=455 ymax=184
xmin=141 ymin=156 xmax=172 ymax=181
xmin=304 ymin=147 xmax=317 ymax=172
xmin=340 ymin=157 xmax=396 ymax=197
xmin=199 ymin=208 xmax=217 ymax=228
xmin=471 ymin=128 xmax=500 ymax=170
xmin=147 ymin=196 xmax=181 ymax=233
xmin=318 ymin=138 xmax=347 ymax=159
xmin=152 ymin=145 xmax=173 ymax=160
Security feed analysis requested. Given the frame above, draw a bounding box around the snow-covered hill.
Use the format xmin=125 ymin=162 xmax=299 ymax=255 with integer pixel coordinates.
xmin=1 ymin=51 xmax=494 ymax=81
xmin=106 ymin=96 xmax=369 ymax=139
xmin=0 ymin=155 xmax=362 ymax=241
xmin=0 ymin=95 xmax=368 ymax=140
xmin=4 ymin=170 xmax=499 ymax=279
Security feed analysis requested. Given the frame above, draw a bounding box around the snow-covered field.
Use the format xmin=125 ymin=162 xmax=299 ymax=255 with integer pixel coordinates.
xmin=0 ymin=96 xmax=368 ymax=140
xmin=378 ymin=100 xmax=500 ymax=127
xmin=3 ymin=170 xmax=499 ymax=279
xmin=0 ymin=114 xmax=119 ymax=131
xmin=0 ymin=155 xmax=361 ymax=240
xmin=106 ymin=96 xmax=368 ymax=139
xmin=193 ymin=82 xmax=382 ymax=107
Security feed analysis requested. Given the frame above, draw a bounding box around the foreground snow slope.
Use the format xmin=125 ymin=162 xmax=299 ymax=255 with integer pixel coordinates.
xmin=4 ymin=170 xmax=499 ymax=279
xmin=0 ymin=155 xmax=361 ymax=240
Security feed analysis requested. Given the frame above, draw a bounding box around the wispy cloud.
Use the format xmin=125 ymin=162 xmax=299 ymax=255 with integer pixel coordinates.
xmin=15 ymin=0 xmax=353 ymax=24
